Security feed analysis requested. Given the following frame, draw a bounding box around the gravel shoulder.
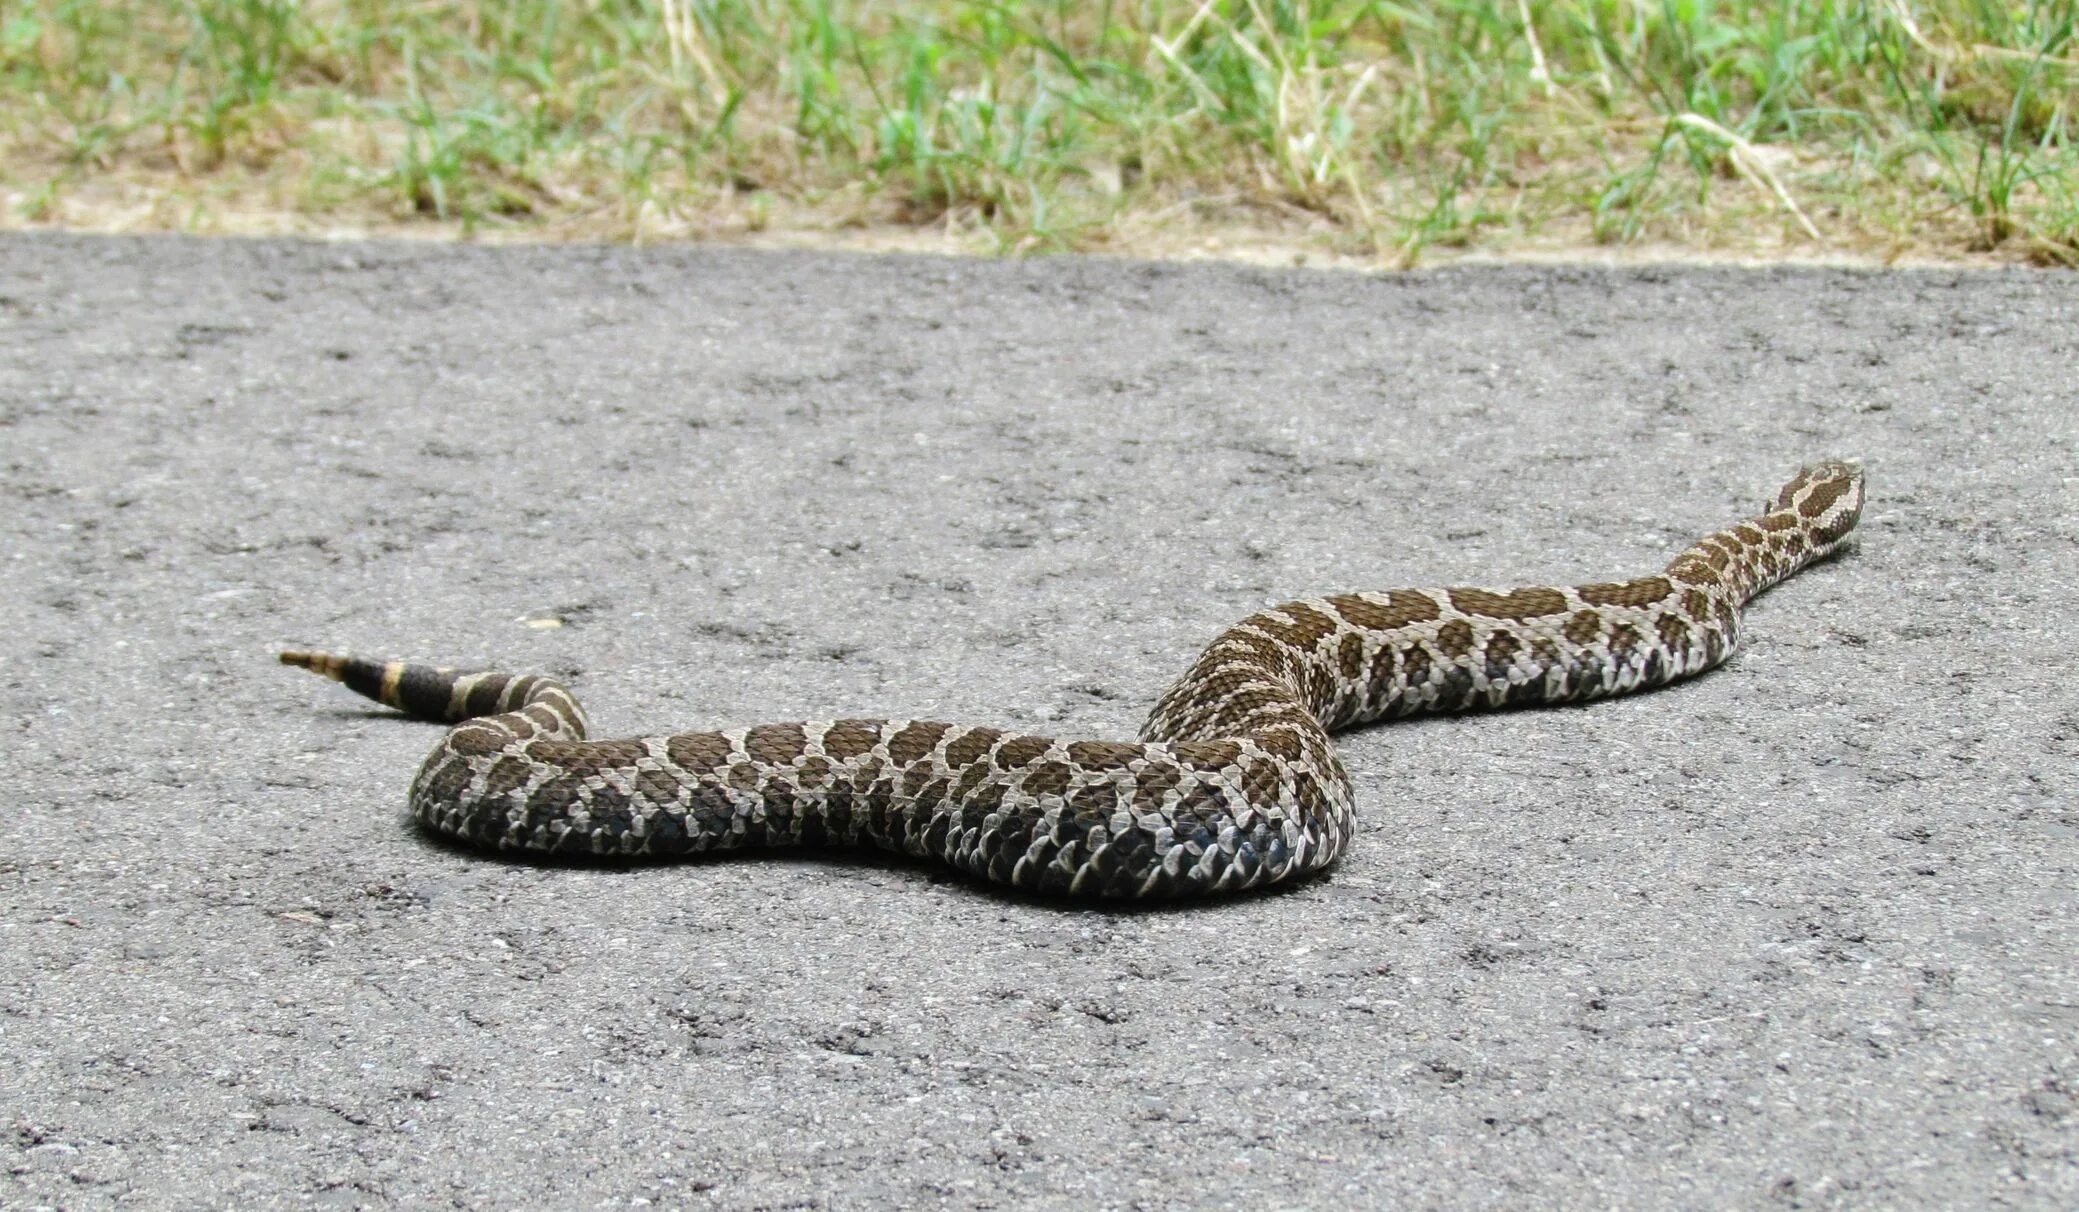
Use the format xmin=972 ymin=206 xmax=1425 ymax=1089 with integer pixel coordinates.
xmin=2 ymin=235 xmax=2074 ymax=1208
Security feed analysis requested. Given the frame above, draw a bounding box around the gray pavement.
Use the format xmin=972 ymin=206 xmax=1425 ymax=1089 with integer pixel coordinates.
xmin=2 ymin=234 xmax=2074 ymax=1209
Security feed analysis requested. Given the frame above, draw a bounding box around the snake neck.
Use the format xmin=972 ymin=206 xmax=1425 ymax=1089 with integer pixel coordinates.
xmin=1668 ymin=459 xmax=1864 ymax=605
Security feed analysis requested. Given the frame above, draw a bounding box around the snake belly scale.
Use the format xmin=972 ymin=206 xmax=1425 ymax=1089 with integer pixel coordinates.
xmin=282 ymin=461 xmax=1863 ymax=898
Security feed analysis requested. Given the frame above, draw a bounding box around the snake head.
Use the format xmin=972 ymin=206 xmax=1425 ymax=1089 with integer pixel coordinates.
xmin=1773 ymin=459 xmax=1864 ymax=550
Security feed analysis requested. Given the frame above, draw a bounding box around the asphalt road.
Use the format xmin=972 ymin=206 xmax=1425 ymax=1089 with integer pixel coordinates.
xmin=3 ymin=234 xmax=2074 ymax=1209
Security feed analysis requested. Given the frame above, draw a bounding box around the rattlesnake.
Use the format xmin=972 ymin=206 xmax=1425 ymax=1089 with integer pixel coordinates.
xmin=283 ymin=461 xmax=1863 ymax=898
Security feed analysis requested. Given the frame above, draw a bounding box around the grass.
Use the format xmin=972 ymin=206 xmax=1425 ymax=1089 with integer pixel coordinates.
xmin=2 ymin=0 xmax=2075 ymax=265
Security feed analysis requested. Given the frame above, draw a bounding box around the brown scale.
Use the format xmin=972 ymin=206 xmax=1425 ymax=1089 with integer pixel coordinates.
xmin=282 ymin=460 xmax=1864 ymax=898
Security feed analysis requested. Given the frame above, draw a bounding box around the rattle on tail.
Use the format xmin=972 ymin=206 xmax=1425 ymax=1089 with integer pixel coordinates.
xmin=283 ymin=460 xmax=1862 ymax=898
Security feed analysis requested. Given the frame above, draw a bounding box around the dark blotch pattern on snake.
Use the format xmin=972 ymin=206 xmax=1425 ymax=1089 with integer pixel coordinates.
xmin=282 ymin=461 xmax=1864 ymax=898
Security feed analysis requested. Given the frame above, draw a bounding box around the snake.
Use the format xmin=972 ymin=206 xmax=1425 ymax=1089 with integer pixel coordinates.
xmin=282 ymin=460 xmax=1863 ymax=898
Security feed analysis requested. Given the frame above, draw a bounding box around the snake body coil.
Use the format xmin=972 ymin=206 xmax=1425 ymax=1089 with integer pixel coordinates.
xmin=284 ymin=462 xmax=1863 ymax=897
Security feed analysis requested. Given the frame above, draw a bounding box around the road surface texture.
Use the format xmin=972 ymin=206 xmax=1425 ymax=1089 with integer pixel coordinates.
xmin=3 ymin=234 xmax=2074 ymax=1209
